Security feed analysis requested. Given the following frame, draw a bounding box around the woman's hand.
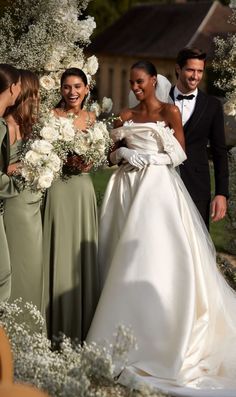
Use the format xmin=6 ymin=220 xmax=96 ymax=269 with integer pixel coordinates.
xmin=65 ymin=155 xmax=93 ymax=173
xmin=7 ymin=162 xmax=21 ymax=175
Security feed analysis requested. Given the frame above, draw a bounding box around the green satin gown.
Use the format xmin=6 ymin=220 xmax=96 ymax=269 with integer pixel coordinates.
xmin=3 ymin=138 xmax=44 ymax=313
xmin=43 ymin=172 xmax=99 ymax=341
xmin=0 ymin=118 xmax=18 ymax=301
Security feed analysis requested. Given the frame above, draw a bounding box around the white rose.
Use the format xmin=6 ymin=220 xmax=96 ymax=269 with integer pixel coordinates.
xmin=58 ymin=118 xmax=75 ymax=141
xmin=25 ymin=150 xmax=43 ymax=165
xmin=92 ymin=124 xmax=105 ymax=141
xmin=37 ymin=168 xmax=54 ymax=189
xmin=47 ymin=152 xmax=61 ymax=172
xmin=90 ymin=102 xmax=101 ymax=117
xmin=21 ymin=165 xmax=33 ymax=181
xmin=86 ymin=55 xmax=99 ymax=76
xmin=101 ymin=97 xmax=113 ymax=113
xmin=77 ymin=17 xmax=96 ymax=42
xmin=40 ymin=75 xmax=56 ymax=90
xmin=31 ymin=140 xmax=53 ymax=154
xmin=74 ymin=135 xmax=89 ymax=155
xmin=40 ymin=126 xmax=59 ymax=142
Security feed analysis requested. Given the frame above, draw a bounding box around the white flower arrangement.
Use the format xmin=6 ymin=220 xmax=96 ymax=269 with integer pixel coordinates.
xmin=20 ymin=111 xmax=113 ymax=191
xmin=74 ymin=120 xmax=112 ymax=169
xmin=0 ymin=0 xmax=99 ymax=114
xmin=20 ymin=137 xmax=62 ymax=191
xmin=0 ymin=299 xmax=151 ymax=397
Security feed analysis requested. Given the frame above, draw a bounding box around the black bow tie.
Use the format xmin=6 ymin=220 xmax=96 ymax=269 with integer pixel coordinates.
xmin=176 ymin=94 xmax=195 ymax=101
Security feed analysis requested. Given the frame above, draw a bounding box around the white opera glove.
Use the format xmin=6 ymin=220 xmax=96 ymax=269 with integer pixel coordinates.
xmin=138 ymin=153 xmax=172 ymax=165
xmin=110 ymin=147 xmax=148 ymax=169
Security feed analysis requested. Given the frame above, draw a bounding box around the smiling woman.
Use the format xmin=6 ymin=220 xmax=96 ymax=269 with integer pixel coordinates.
xmin=43 ymin=68 xmax=99 ymax=343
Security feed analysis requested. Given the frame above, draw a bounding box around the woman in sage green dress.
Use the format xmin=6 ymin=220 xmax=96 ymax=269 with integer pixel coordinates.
xmin=4 ymin=70 xmax=44 ymax=313
xmin=43 ymin=68 xmax=99 ymax=341
xmin=0 ymin=64 xmax=21 ymax=301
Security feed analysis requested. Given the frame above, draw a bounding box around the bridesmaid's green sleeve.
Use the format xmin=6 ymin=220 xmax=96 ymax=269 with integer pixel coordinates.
xmin=0 ymin=119 xmax=18 ymax=199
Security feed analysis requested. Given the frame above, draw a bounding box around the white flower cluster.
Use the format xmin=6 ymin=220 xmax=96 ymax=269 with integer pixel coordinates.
xmin=74 ymin=120 xmax=112 ymax=169
xmin=90 ymin=96 xmax=113 ymax=117
xmin=0 ymin=0 xmax=98 ymax=113
xmin=21 ymin=138 xmax=62 ymax=191
xmin=20 ymin=112 xmax=113 ymax=191
xmin=0 ymin=300 xmax=163 ymax=397
xmin=213 ymin=2 xmax=236 ymax=118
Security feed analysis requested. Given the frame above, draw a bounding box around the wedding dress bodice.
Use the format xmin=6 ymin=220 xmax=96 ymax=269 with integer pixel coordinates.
xmin=110 ymin=121 xmax=187 ymax=167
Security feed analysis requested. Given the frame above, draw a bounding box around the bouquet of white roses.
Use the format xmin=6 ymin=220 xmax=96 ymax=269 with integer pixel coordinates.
xmin=20 ymin=113 xmax=76 ymax=191
xmin=20 ymin=137 xmax=62 ymax=192
xmin=20 ymin=111 xmax=113 ymax=191
xmin=73 ymin=120 xmax=112 ymax=170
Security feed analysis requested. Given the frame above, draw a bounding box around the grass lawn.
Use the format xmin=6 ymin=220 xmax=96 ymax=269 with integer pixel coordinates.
xmin=91 ymin=165 xmax=234 ymax=254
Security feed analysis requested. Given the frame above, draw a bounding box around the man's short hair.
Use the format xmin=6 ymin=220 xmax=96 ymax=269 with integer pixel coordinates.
xmin=176 ymin=47 xmax=207 ymax=69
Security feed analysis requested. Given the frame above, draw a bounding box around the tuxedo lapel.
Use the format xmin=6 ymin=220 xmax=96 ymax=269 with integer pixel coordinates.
xmin=183 ymin=90 xmax=209 ymax=137
xmin=169 ymin=87 xmax=209 ymax=138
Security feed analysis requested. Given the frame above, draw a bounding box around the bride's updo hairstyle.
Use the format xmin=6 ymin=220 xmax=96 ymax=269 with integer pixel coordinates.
xmin=0 ymin=63 xmax=20 ymax=94
xmin=131 ymin=60 xmax=157 ymax=84
xmin=57 ymin=67 xmax=88 ymax=109
xmin=129 ymin=60 xmax=171 ymax=105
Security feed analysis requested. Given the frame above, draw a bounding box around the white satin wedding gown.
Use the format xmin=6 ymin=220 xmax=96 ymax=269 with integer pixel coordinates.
xmin=87 ymin=121 xmax=236 ymax=397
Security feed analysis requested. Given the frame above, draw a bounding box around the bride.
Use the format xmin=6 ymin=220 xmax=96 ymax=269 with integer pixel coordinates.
xmin=87 ymin=60 xmax=236 ymax=397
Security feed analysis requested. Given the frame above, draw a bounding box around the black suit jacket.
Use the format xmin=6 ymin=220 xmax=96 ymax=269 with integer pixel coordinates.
xmin=169 ymin=87 xmax=229 ymax=202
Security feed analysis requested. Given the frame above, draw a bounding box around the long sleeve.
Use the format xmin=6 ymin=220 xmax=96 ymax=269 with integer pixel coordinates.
xmin=209 ymin=99 xmax=229 ymax=198
xmin=0 ymin=119 xmax=18 ymax=199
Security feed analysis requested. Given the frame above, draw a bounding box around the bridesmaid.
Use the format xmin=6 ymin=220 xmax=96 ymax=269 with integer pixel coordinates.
xmin=0 ymin=63 xmax=21 ymax=301
xmin=4 ymin=69 xmax=44 ymax=313
xmin=43 ymin=68 xmax=99 ymax=342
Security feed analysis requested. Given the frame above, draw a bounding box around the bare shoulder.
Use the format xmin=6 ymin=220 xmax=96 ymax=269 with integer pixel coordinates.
xmin=114 ymin=108 xmax=133 ymax=127
xmin=162 ymin=102 xmax=179 ymax=114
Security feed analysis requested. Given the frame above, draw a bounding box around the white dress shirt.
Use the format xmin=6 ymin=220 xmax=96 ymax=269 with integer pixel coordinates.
xmin=174 ymin=87 xmax=198 ymax=125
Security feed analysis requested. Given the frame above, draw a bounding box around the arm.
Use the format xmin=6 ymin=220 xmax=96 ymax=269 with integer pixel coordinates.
xmin=209 ymin=99 xmax=229 ymax=222
xmin=0 ymin=121 xmax=19 ymax=199
xmin=168 ymin=105 xmax=185 ymax=151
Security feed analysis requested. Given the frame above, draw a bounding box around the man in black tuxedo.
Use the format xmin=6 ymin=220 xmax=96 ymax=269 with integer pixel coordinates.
xmin=169 ymin=47 xmax=229 ymax=229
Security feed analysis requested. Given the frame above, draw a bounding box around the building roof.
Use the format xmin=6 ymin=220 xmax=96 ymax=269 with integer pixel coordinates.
xmin=88 ymin=1 xmax=235 ymax=59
